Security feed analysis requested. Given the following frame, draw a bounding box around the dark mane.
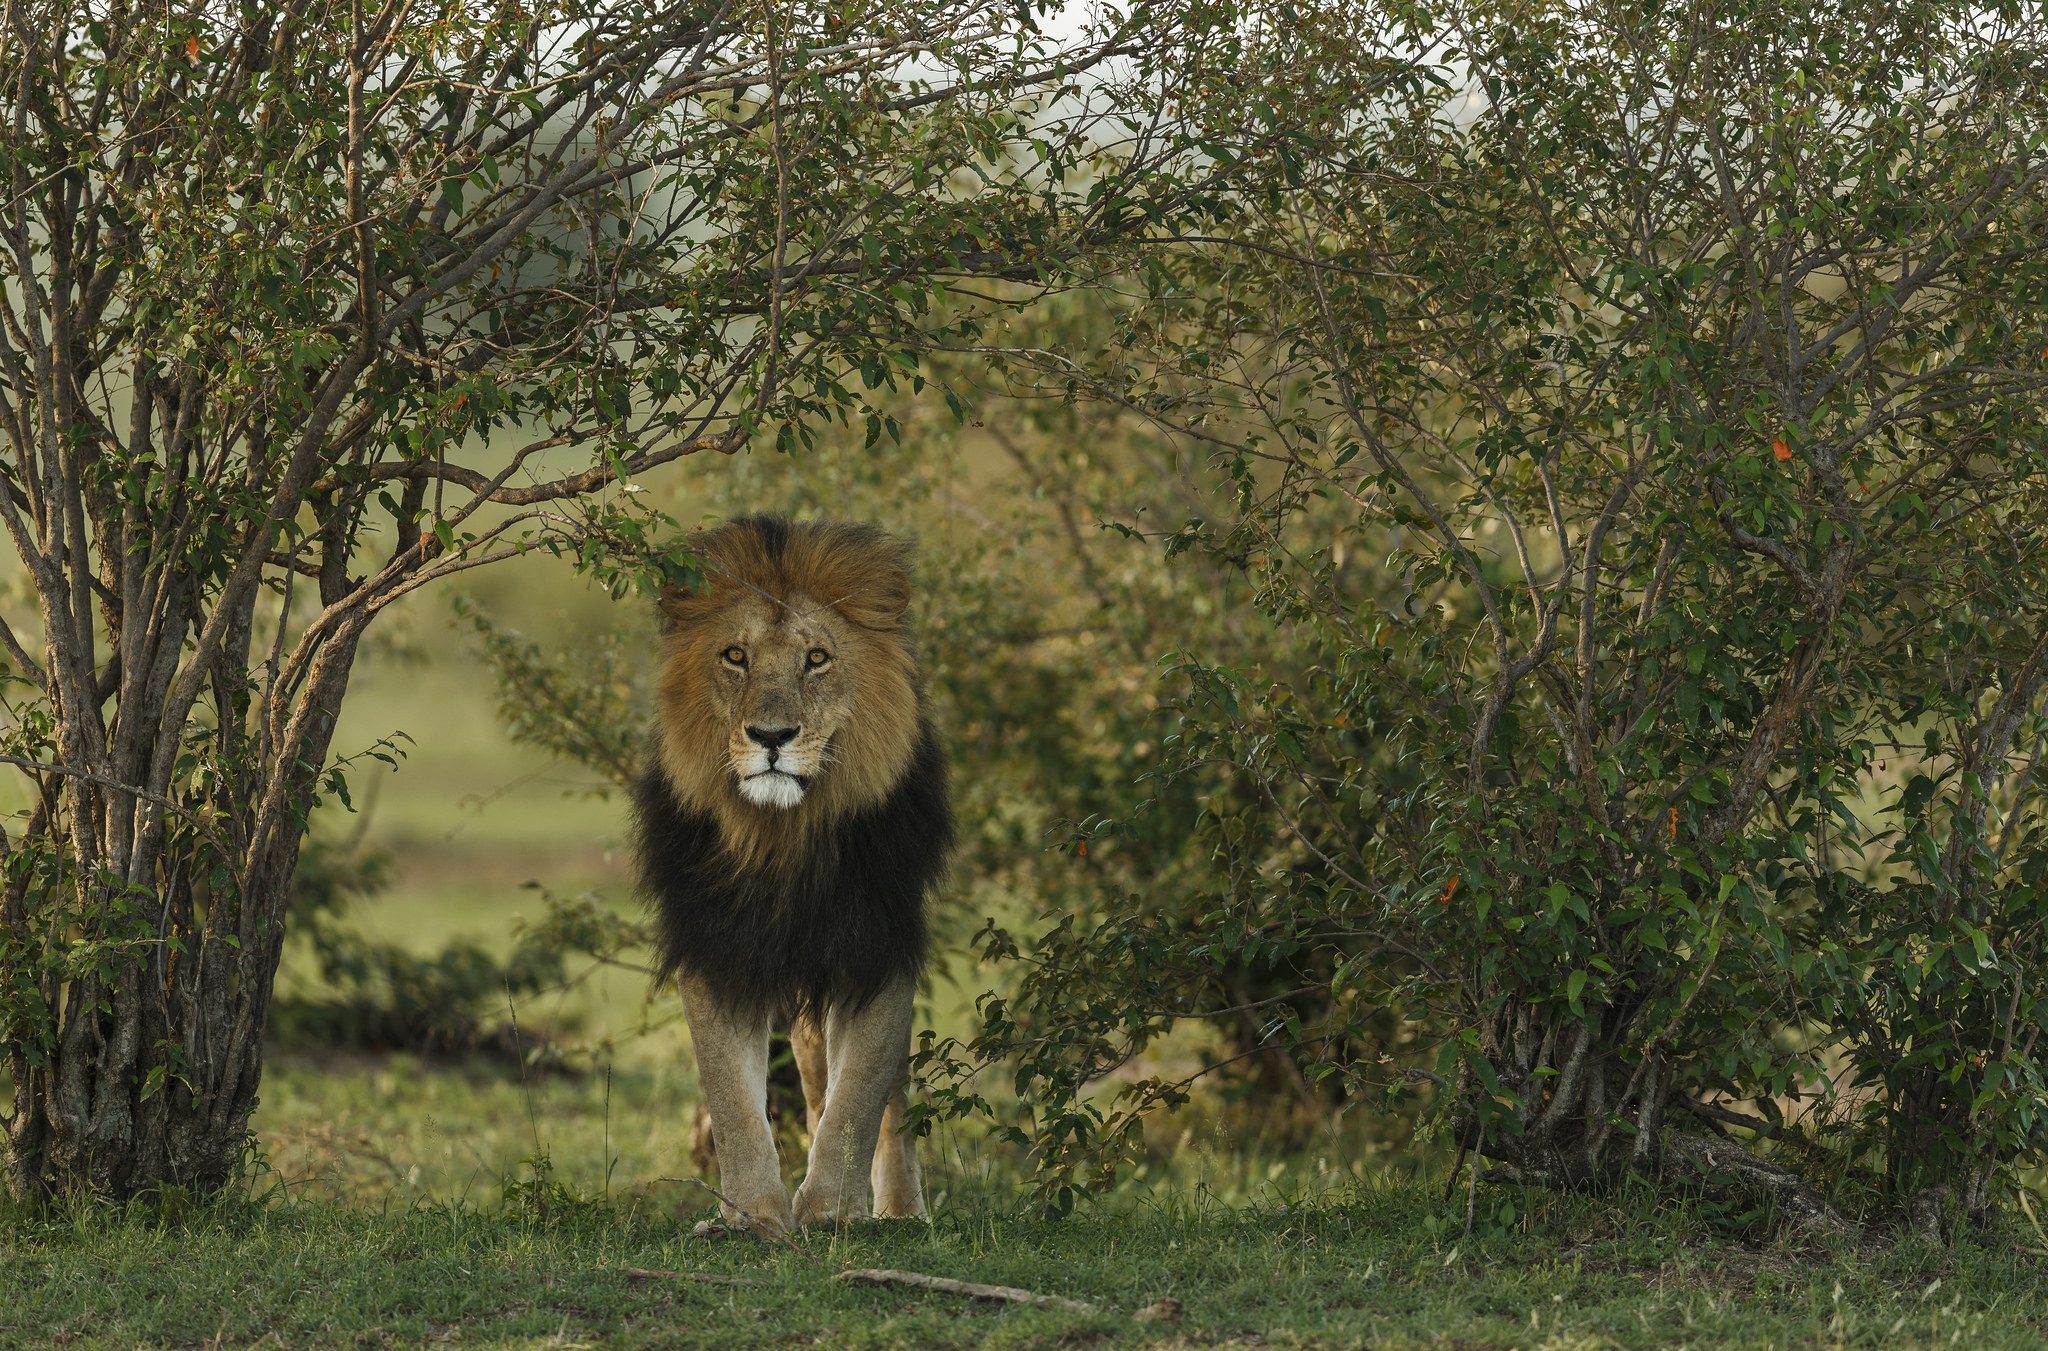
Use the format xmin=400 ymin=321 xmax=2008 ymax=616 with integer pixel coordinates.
xmin=728 ymin=511 xmax=791 ymax=562
xmin=633 ymin=720 xmax=950 ymax=1019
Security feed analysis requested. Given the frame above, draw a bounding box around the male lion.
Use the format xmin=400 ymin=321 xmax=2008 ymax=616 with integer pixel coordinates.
xmin=633 ymin=515 xmax=952 ymax=1235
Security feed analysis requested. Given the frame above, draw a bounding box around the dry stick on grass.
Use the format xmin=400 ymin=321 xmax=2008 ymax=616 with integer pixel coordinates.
xmin=836 ymin=1269 xmax=1097 ymax=1313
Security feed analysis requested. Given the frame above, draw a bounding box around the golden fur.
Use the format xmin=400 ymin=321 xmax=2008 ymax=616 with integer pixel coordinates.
xmin=654 ymin=517 xmax=921 ymax=870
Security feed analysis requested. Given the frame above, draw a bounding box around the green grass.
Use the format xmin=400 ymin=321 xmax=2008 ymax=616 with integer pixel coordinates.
xmin=255 ymin=1050 xmax=697 ymax=1204
xmin=119 ymin=1041 xmax=2042 ymax=1350
xmin=5 ymin=1167 xmax=2045 ymax=1349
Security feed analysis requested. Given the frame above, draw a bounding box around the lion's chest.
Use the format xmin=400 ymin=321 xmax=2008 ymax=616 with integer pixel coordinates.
xmin=632 ymin=724 xmax=951 ymax=1019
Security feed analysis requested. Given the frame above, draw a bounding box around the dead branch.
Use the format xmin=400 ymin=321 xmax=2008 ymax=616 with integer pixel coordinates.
xmin=1677 ymin=1094 xmax=1794 ymax=1143
xmin=835 ymin=1269 xmax=1097 ymax=1313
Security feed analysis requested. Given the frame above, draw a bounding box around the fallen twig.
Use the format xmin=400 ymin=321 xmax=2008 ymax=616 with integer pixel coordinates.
xmin=615 ymin=1266 xmax=760 ymax=1285
xmin=836 ymin=1268 xmax=1096 ymax=1313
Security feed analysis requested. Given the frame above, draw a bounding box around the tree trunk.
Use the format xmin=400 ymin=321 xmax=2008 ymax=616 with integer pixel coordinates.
xmin=1459 ymin=1001 xmax=1847 ymax=1232
xmin=3 ymin=632 xmax=363 ymax=1202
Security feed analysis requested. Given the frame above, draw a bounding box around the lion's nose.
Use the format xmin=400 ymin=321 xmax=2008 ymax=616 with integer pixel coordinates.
xmin=745 ymin=724 xmax=800 ymax=752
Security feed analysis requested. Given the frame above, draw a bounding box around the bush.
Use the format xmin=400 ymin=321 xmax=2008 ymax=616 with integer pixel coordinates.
xmin=932 ymin=0 xmax=2048 ymax=1227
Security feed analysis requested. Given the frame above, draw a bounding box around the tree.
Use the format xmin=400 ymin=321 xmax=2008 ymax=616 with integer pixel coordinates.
xmin=945 ymin=0 xmax=2048 ymax=1224
xmin=0 ymin=0 xmax=1178 ymax=1200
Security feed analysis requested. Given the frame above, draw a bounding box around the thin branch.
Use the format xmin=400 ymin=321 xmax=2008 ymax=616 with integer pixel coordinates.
xmin=837 ymin=1270 xmax=1096 ymax=1314
xmin=0 ymin=754 xmax=243 ymax=889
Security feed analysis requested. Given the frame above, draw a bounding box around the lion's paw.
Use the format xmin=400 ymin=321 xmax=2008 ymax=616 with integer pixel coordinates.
xmin=792 ymin=1179 xmax=872 ymax=1229
xmin=697 ymin=1188 xmax=793 ymax=1239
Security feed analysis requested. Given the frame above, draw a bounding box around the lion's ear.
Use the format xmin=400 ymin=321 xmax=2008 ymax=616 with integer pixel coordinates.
xmin=829 ymin=533 xmax=912 ymax=629
xmin=656 ymin=582 xmax=712 ymax=633
xmin=655 ymin=592 xmax=682 ymax=635
xmin=841 ymin=551 xmax=911 ymax=628
xmin=873 ymin=545 xmax=913 ymax=617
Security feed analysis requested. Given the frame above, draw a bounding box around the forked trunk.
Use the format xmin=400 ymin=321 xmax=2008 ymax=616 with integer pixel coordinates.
xmin=5 ymin=856 xmax=300 ymax=1199
xmin=1 ymin=630 xmax=364 ymax=1202
xmin=1459 ymin=1004 xmax=1848 ymax=1231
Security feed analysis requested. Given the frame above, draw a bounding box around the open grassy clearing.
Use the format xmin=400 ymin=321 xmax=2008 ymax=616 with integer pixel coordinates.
xmin=250 ymin=1047 xmax=1411 ymax=1211
xmin=5 ymin=1168 xmax=2045 ymax=1350
xmin=59 ymin=1043 xmax=2013 ymax=1350
xmin=38 ymin=1043 xmax=2048 ymax=1351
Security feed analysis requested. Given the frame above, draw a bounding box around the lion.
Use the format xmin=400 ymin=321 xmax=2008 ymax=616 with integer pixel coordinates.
xmin=632 ymin=514 xmax=952 ymax=1235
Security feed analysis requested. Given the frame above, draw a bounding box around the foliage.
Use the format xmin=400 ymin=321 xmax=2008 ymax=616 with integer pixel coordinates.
xmin=938 ymin=0 xmax=2048 ymax=1222
xmin=457 ymin=595 xmax=647 ymax=795
xmin=0 ymin=0 xmax=1193 ymax=1198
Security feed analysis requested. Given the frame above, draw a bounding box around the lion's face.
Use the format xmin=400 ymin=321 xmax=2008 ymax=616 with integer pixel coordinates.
xmin=703 ymin=592 xmax=860 ymax=810
xmin=654 ymin=517 xmax=923 ymax=859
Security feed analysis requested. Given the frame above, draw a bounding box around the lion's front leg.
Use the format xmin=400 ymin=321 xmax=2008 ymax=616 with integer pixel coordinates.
xmin=678 ymin=976 xmax=794 ymax=1237
xmin=871 ymin=1082 xmax=926 ymax=1219
xmin=792 ymin=979 xmax=914 ymax=1228
xmin=793 ymin=1007 xmax=924 ymax=1220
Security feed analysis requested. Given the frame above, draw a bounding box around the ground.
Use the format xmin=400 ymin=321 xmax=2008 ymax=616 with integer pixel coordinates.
xmin=4 ymin=1160 xmax=2044 ymax=1350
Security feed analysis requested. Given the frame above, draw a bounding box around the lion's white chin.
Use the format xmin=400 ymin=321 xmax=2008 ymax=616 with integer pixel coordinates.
xmin=738 ymin=772 xmax=807 ymax=809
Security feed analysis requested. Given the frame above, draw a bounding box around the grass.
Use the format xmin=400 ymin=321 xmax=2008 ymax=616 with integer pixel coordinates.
xmin=31 ymin=1038 xmax=2048 ymax=1350
xmin=41 ymin=1029 xmax=2023 ymax=1349
xmin=254 ymin=1050 xmax=696 ymax=1205
xmin=4 ymin=1159 xmax=2046 ymax=1350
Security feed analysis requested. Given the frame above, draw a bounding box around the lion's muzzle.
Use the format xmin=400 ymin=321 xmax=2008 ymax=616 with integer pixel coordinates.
xmin=733 ymin=723 xmax=817 ymax=809
xmin=739 ymin=770 xmax=807 ymax=808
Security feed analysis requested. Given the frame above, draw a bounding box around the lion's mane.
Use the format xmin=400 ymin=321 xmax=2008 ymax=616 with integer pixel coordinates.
xmin=632 ymin=515 xmax=952 ymax=1020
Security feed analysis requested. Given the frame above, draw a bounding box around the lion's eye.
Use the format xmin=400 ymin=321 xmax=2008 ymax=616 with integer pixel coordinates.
xmin=722 ymin=646 xmax=747 ymax=668
xmin=806 ymin=648 xmax=831 ymax=669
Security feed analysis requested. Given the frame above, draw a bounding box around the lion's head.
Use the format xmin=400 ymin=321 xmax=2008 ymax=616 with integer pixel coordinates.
xmin=653 ymin=515 xmax=922 ymax=863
